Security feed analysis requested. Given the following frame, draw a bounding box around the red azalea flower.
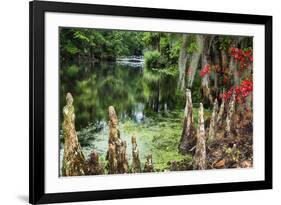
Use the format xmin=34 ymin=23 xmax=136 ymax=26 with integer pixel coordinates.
xmin=230 ymin=47 xmax=253 ymax=65
xmin=199 ymin=64 xmax=211 ymax=77
xmin=244 ymin=49 xmax=252 ymax=57
xmin=249 ymin=55 xmax=253 ymax=62
xmin=221 ymin=80 xmax=253 ymax=103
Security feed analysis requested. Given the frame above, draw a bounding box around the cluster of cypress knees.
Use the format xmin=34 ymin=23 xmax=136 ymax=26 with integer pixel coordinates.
xmin=61 ymin=87 xmax=252 ymax=176
xmin=61 ymin=92 xmax=153 ymax=176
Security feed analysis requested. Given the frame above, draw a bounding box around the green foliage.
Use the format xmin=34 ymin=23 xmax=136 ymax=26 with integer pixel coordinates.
xmin=153 ymin=65 xmax=178 ymax=77
xmin=64 ymin=41 xmax=81 ymax=55
xmin=142 ymin=32 xmax=161 ymax=50
xmin=144 ymin=50 xmax=160 ymax=68
xmin=143 ymin=32 xmax=183 ymax=66
xmin=144 ymin=51 xmax=167 ymax=69
xmin=59 ymin=27 xmax=254 ymax=175
xmin=60 ymin=28 xmax=144 ymax=63
xmin=60 ymin=28 xmax=184 ymax=71
xmin=160 ymin=35 xmax=169 ymax=52
xmin=111 ymin=31 xmax=144 ymax=57
xmin=218 ymin=36 xmax=233 ymax=50
xmin=187 ymin=41 xmax=198 ymax=54
xmin=169 ymin=40 xmax=181 ymax=63
xmin=73 ymin=30 xmax=90 ymax=43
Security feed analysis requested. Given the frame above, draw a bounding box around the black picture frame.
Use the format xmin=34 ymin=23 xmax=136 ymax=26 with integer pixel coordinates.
xmin=29 ymin=0 xmax=272 ymax=204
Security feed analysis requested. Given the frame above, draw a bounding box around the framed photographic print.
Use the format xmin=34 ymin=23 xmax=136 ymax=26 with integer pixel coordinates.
xmin=29 ymin=0 xmax=272 ymax=204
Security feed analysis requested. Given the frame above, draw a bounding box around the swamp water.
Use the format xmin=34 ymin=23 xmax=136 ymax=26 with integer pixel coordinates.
xmin=59 ymin=57 xmax=192 ymax=174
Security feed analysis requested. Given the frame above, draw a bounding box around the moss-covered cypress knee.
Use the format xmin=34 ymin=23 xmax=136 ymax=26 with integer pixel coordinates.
xmin=62 ymin=92 xmax=86 ymax=176
xmin=144 ymin=154 xmax=154 ymax=172
xmin=131 ymin=135 xmax=141 ymax=173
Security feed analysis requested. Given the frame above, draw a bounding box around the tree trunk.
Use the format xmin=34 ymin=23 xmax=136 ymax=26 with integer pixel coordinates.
xmin=208 ymin=99 xmax=219 ymax=143
xmin=201 ymin=36 xmax=213 ymax=105
xmin=226 ymin=94 xmax=236 ymax=137
xmin=213 ymin=43 xmax=221 ymax=96
xmin=221 ymin=49 xmax=228 ymax=69
xmin=230 ymin=38 xmax=246 ymax=87
xmin=178 ymin=89 xmax=196 ymax=154
xmin=187 ymin=35 xmax=204 ymax=88
xmin=229 ymin=55 xmax=239 ymax=86
xmin=178 ymin=34 xmax=189 ymax=90
xmin=216 ymin=98 xmax=225 ymax=128
xmin=90 ymin=46 xmax=95 ymax=62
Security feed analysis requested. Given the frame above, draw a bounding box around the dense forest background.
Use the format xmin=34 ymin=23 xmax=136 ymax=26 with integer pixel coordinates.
xmin=59 ymin=27 xmax=253 ymax=175
xmin=60 ymin=28 xmax=253 ymax=109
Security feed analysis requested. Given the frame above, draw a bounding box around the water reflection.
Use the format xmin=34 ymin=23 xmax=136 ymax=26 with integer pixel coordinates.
xmin=60 ymin=59 xmax=182 ymax=131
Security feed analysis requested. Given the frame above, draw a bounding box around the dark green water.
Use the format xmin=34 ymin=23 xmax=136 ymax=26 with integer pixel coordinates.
xmin=59 ymin=59 xmax=189 ymax=172
xmin=60 ymin=59 xmax=183 ymax=130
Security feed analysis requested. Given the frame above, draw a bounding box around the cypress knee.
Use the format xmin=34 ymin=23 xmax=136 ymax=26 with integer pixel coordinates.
xmin=131 ymin=135 xmax=141 ymax=173
xmin=179 ymin=89 xmax=196 ymax=154
xmin=107 ymin=106 xmax=129 ymax=174
xmin=107 ymin=143 xmax=118 ymax=174
xmin=108 ymin=106 xmax=120 ymax=145
xmin=86 ymin=150 xmax=104 ymax=175
xmin=116 ymin=140 xmax=129 ymax=174
xmin=193 ymin=103 xmax=207 ymax=170
xmin=62 ymin=92 xmax=86 ymax=176
xmin=144 ymin=154 xmax=154 ymax=172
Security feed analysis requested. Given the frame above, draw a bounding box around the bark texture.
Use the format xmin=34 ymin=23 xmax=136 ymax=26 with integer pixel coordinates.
xmin=208 ymin=99 xmax=219 ymax=143
xmin=86 ymin=150 xmax=105 ymax=175
xmin=107 ymin=143 xmax=118 ymax=174
xmin=116 ymin=140 xmax=129 ymax=174
xmin=226 ymin=94 xmax=236 ymax=137
xmin=178 ymin=34 xmax=189 ymax=90
xmin=178 ymin=89 xmax=196 ymax=154
xmin=187 ymin=35 xmax=204 ymax=88
xmin=106 ymin=106 xmax=129 ymax=174
xmin=193 ymin=103 xmax=207 ymax=170
xmin=131 ymin=135 xmax=141 ymax=173
xmin=201 ymin=36 xmax=213 ymax=104
xmin=229 ymin=55 xmax=239 ymax=87
xmin=144 ymin=154 xmax=154 ymax=172
xmin=62 ymin=93 xmax=86 ymax=176
xmin=108 ymin=106 xmax=120 ymax=145
xmin=216 ymin=98 xmax=225 ymax=128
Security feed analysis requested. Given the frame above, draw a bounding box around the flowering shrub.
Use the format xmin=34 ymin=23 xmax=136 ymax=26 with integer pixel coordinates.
xmin=198 ymin=46 xmax=253 ymax=107
xmin=220 ymin=79 xmax=253 ymax=103
xmin=199 ymin=64 xmax=211 ymax=77
xmin=230 ymin=47 xmax=253 ymax=69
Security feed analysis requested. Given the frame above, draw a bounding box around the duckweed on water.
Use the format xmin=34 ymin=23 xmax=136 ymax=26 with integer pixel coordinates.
xmin=60 ymin=108 xmax=211 ymax=173
xmin=121 ymin=111 xmax=187 ymax=170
